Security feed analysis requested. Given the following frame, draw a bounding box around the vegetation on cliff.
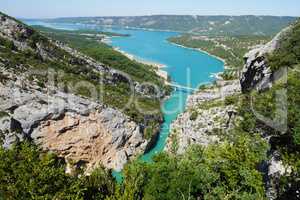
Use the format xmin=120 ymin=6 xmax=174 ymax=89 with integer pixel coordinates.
xmin=0 ymin=133 xmax=269 ymax=200
xmin=1 ymin=11 xmax=299 ymax=200
xmin=0 ymin=12 xmax=173 ymax=142
xmin=236 ymin=19 xmax=300 ymax=198
xmin=0 ymin=142 xmax=116 ymax=200
xmin=112 ymin=133 xmax=268 ymax=200
xmin=266 ymin=20 xmax=300 ymax=198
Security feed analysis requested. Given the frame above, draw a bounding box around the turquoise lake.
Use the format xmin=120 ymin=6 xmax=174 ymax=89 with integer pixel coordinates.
xmin=24 ymin=21 xmax=224 ymax=181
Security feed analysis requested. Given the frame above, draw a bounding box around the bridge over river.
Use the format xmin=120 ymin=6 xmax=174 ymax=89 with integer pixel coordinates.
xmin=166 ymin=82 xmax=205 ymax=93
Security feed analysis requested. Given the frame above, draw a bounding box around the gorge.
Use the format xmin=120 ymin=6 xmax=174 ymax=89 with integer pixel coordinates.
xmin=0 ymin=11 xmax=299 ymax=199
xmin=24 ymin=20 xmax=224 ymax=180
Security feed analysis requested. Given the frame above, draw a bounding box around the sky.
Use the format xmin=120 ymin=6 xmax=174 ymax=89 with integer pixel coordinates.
xmin=1 ymin=0 xmax=300 ymax=19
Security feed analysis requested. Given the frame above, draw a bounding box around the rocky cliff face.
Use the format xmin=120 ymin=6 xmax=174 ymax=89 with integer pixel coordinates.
xmin=166 ymin=22 xmax=293 ymax=155
xmin=240 ymin=27 xmax=291 ymax=92
xmin=0 ymin=75 xmax=146 ymax=171
xmin=166 ymin=80 xmax=241 ymax=154
xmin=0 ymin=12 xmax=149 ymax=172
xmin=0 ymin=12 xmax=161 ymax=97
xmin=240 ymin=25 xmax=296 ymax=200
xmin=165 ymin=20 xmax=297 ymax=198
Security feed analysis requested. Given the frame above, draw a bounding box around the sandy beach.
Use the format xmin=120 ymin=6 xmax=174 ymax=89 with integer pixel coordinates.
xmin=113 ymin=47 xmax=169 ymax=82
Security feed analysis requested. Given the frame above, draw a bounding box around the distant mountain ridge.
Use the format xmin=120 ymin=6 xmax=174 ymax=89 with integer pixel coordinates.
xmin=43 ymin=15 xmax=298 ymax=36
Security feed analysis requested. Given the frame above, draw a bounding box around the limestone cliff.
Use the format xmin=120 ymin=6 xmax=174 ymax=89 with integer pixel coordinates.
xmin=166 ymin=24 xmax=293 ymax=156
xmin=239 ymin=23 xmax=298 ymax=200
xmin=166 ymin=80 xmax=241 ymax=153
xmin=0 ymin=75 xmax=146 ymax=171
xmin=240 ymin=26 xmax=291 ymax=92
xmin=0 ymin=12 xmax=151 ymax=172
xmin=166 ymin=21 xmax=298 ymax=199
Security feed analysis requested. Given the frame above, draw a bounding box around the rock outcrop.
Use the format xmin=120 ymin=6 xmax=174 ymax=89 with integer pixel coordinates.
xmin=239 ymin=25 xmax=296 ymax=200
xmin=0 ymin=12 xmax=150 ymax=172
xmin=0 ymin=12 xmax=162 ymax=98
xmin=265 ymin=151 xmax=293 ymax=200
xmin=0 ymin=71 xmax=147 ymax=171
xmin=240 ymin=27 xmax=291 ymax=92
xmin=166 ymin=80 xmax=241 ymax=154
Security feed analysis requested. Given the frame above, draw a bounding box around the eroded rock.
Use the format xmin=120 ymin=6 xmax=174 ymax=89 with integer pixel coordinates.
xmin=240 ymin=27 xmax=291 ymax=92
xmin=166 ymin=80 xmax=241 ymax=154
xmin=0 ymin=75 xmax=147 ymax=171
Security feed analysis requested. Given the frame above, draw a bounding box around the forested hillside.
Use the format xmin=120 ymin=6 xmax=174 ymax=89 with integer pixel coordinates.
xmin=0 ymin=11 xmax=299 ymax=200
xmin=168 ymin=34 xmax=271 ymax=79
xmin=44 ymin=15 xmax=297 ymax=36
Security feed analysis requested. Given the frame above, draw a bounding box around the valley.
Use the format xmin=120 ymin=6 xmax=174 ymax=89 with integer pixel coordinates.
xmin=0 ymin=9 xmax=299 ymax=200
xmin=26 ymin=19 xmax=225 ymax=177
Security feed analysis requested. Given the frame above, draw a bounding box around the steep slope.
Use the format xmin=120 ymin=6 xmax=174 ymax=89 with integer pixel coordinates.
xmin=240 ymin=26 xmax=291 ymax=92
xmin=240 ymin=19 xmax=300 ymax=199
xmin=0 ymin=12 xmax=167 ymax=171
xmin=166 ymin=80 xmax=241 ymax=153
xmin=167 ymin=19 xmax=300 ymax=199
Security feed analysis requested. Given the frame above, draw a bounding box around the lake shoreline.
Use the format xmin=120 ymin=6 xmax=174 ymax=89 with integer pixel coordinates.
xmin=167 ymin=41 xmax=229 ymax=70
xmin=113 ymin=47 xmax=169 ymax=83
xmin=102 ymin=27 xmax=224 ymax=167
xmin=77 ymin=23 xmax=183 ymax=34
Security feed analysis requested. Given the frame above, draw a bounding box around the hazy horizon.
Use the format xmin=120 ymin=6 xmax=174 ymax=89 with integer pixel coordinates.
xmin=19 ymin=14 xmax=299 ymax=21
xmin=1 ymin=0 xmax=300 ymax=19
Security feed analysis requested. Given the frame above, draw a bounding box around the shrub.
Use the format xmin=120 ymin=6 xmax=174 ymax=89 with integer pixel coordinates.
xmin=0 ymin=111 xmax=8 ymax=119
xmin=293 ymin=121 xmax=300 ymax=146
xmin=115 ymin=133 xmax=268 ymax=200
xmin=225 ymin=95 xmax=236 ymax=105
xmin=189 ymin=110 xmax=198 ymax=121
xmin=0 ymin=142 xmax=116 ymax=200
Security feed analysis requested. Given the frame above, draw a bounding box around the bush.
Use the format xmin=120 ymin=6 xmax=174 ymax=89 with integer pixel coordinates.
xmin=189 ymin=110 xmax=198 ymax=120
xmin=114 ymin=133 xmax=268 ymax=200
xmin=0 ymin=37 xmax=16 ymax=50
xmin=0 ymin=142 xmax=115 ymax=200
xmin=0 ymin=111 xmax=9 ymax=119
xmin=293 ymin=121 xmax=300 ymax=146
xmin=221 ymin=70 xmax=237 ymax=80
xmin=225 ymin=95 xmax=236 ymax=105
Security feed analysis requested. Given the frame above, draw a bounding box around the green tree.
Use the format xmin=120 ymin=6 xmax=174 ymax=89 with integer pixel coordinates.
xmin=0 ymin=142 xmax=115 ymax=200
xmin=110 ymin=133 xmax=268 ymax=200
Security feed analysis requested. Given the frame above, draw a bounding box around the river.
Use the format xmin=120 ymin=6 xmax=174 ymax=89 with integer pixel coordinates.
xmin=24 ymin=20 xmax=224 ymax=181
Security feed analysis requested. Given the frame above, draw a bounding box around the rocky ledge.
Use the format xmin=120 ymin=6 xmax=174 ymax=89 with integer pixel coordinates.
xmin=0 ymin=70 xmax=147 ymax=172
